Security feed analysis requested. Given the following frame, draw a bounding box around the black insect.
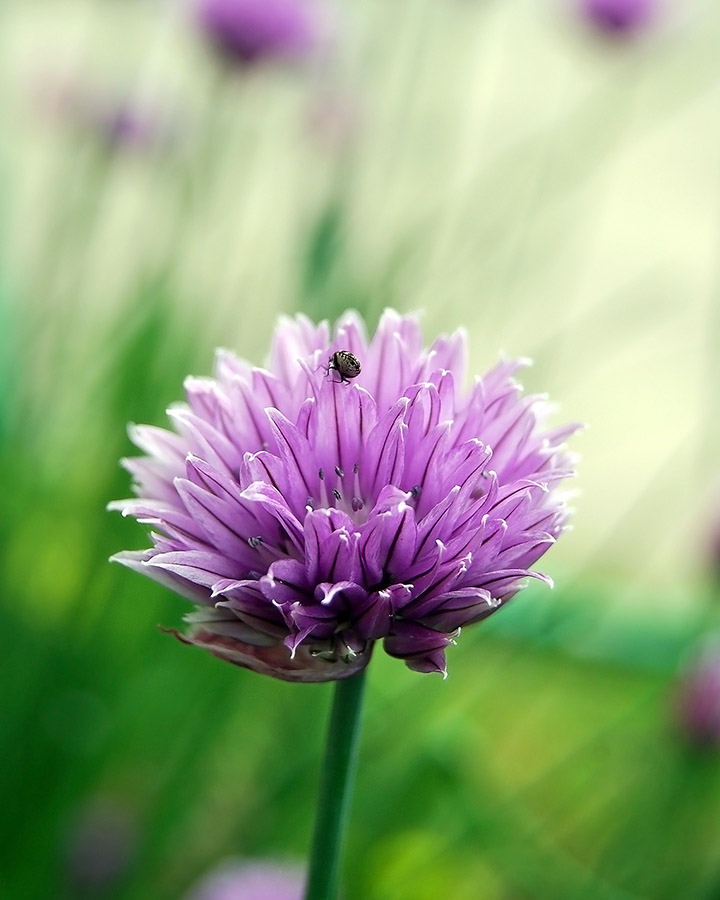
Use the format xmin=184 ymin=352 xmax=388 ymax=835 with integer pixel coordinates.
xmin=326 ymin=350 xmax=362 ymax=384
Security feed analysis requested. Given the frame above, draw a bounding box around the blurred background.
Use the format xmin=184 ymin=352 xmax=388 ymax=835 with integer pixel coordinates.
xmin=2 ymin=0 xmax=720 ymax=898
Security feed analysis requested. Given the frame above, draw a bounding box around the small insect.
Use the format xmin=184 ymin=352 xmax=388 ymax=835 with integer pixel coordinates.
xmin=326 ymin=349 xmax=362 ymax=384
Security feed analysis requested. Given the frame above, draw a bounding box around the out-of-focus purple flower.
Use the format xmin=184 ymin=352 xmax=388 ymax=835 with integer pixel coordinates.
xmin=184 ymin=859 xmax=304 ymax=900
xmin=580 ymin=0 xmax=656 ymax=37
xmin=675 ymin=641 xmax=720 ymax=747
xmin=111 ymin=310 xmax=578 ymax=681
xmin=708 ymin=495 xmax=720 ymax=585
xmin=93 ymin=101 xmax=175 ymax=153
xmin=194 ymin=0 xmax=329 ymax=67
xmin=64 ymin=798 xmax=137 ymax=894
xmin=34 ymin=77 xmax=177 ymax=154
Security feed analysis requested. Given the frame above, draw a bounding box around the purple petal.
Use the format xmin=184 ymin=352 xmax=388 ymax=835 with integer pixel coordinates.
xmin=238 ymin=482 xmax=305 ymax=556
xmin=146 ymin=548 xmax=245 ymax=587
xmin=269 ymin=313 xmax=331 ymax=384
xmin=261 ymin=558 xmax=309 ymax=604
xmin=303 ymin=509 xmax=362 ymax=585
xmin=359 ymin=499 xmax=417 ymax=587
xmin=360 ymin=399 xmax=408 ymax=500
xmin=110 ymin=550 xmax=214 ymax=605
xmin=384 ymin=621 xmax=456 ymax=677
xmin=176 ymin=615 xmax=373 ymax=683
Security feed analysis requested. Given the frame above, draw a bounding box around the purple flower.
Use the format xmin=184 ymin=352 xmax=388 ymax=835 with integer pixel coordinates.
xmin=580 ymin=0 xmax=656 ymax=37
xmin=708 ymin=493 xmax=720 ymax=584
xmin=183 ymin=859 xmax=304 ymax=900
xmin=194 ymin=0 xmax=328 ymax=67
xmin=33 ymin=75 xmax=177 ymax=154
xmin=95 ymin=102 xmax=173 ymax=153
xmin=111 ymin=310 xmax=578 ymax=681
xmin=64 ymin=798 xmax=137 ymax=894
xmin=674 ymin=641 xmax=720 ymax=747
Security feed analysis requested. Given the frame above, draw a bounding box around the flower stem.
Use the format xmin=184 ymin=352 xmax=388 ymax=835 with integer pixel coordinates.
xmin=304 ymin=669 xmax=368 ymax=900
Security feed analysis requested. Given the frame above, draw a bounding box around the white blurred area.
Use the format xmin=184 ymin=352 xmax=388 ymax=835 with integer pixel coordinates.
xmin=2 ymin=0 xmax=719 ymax=614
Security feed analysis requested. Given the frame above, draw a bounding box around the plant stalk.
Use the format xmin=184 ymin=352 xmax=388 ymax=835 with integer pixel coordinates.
xmin=303 ymin=668 xmax=368 ymax=900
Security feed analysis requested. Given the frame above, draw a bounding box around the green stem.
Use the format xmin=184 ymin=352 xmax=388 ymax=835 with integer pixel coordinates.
xmin=304 ymin=669 xmax=368 ymax=900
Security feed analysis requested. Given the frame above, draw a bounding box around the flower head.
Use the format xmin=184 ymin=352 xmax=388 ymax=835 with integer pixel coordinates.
xmin=183 ymin=859 xmax=304 ymax=900
xmin=111 ymin=311 xmax=578 ymax=681
xmin=194 ymin=0 xmax=328 ymax=68
xmin=580 ymin=0 xmax=656 ymax=37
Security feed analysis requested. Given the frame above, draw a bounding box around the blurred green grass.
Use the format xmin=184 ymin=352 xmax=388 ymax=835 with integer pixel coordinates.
xmin=2 ymin=0 xmax=720 ymax=898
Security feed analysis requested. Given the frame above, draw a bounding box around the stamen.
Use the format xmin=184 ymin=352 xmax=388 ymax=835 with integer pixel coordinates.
xmin=318 ymin=468 xmax=325 ymax=480
xmin=332 ymin=489 xmax=342 ymax=501
xmin=248 ymin=536 xmax=263 ymax=548
xmin=335 ymin=465 xmax=344 ymax=478
xmin=349 ymin=462 xmax=363 ymax=515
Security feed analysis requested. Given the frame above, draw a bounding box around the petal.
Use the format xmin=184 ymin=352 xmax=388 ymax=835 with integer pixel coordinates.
xmin=239 ymin=449 xmax=287 ymax=495
xmin=403 ymin=382 xmax=443 ymax=442
xmin=304 ymin=379 xmax=378 ymax=499
xmin=108 ymin=498 xmax=207 ymax=547
xmin=409 ymin=586 xmax=498 ymax=631
xmin=414 ymin=486 xmax=461 ymax=562
xmin=359 ymin=499 xmax=417 ymax=587
xmin=362 ymin=310 xmax=423 ymax=409
xmin=214 ymin=583 xmax=288 ymax=637
xmin=249 ymin=367 xmax=294 ymax=418
xmin=281 ymin=601 xmax=339 ymax=651
xmin=184 ymin=607 xmax=278 ymax=646
xmin=261 ymin=558 xmax=309 ymax=604
xmin=304 ymin=508 xmax=361 ymax=585
xmin=167 ymin=407 xmax=241 ymax=475
xmin=269 ymin=313 xmax=331 ymax=384
xmin=314 ymin=580 xmax=368 ymax=607
xmin=174 ymin=477 xmax=259 ymax=567
xmin=128 ymin=423 xmax=187 ymax=466
xmin=184 ymin=376 xmax=226 ymax=427
xmin=406 ymin=540 xmax=471 ymax=600
xmin=175 ymin=615 xmax=373 ymax=683
xmin=331 ymin=310 xmax=369 ymax=366
xmin=473 ymin=567 xmax=553 ymax=599
xmin=415 ymin=329 xmax=467 ymax=386
xmin=184 ymin=455 xmax=299 ymax=562
xmin=384 ymin=621 xmax=456 ymax=677
xmin=265 ymin=408 xmax=321 ymax=511
xmin=352 ymin=587 xmax=404 ymax=640
xmin=145 ymin=548 xmax=244 ymax=589
xmin=121 ymin=457 xmax=180 ymax=505
xmin=220 ymin=373 xmax=275 ymax=453
xmin=110 ymin=549 xmax=214 ymax=605
xmin=359 ymin=399 xmax=408 ymax=500
xmin=239 ymin=481 xmax=305 ymax=556
xmin=214 ymin=347 xmax=252 ymax=382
